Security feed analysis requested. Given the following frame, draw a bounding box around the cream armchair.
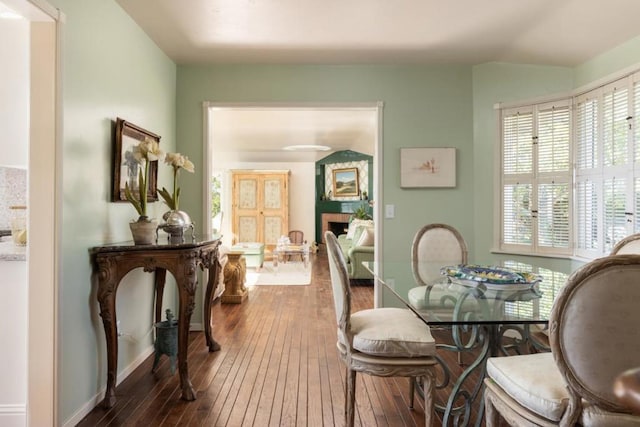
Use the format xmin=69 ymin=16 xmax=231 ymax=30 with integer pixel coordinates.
xmin=484 ymin=255 xmax=640 ymax=426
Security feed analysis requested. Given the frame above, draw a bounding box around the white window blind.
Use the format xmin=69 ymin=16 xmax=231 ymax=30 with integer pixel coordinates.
xmin=500 ymin=102 xmax=571 ymax=254
xmin=503 ymin=111 xmax=533 ymax=175
xmin=499 ymin=70 xmax=640 ymax=259
xmin=602 ymin=85 xmax=629 ymax=167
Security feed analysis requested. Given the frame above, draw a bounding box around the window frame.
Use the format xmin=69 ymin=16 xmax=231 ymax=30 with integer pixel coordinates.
xmin=499 ymin=100 xmax=573 ymax=257
xmin=498 ymin=70 xmax=640 ymax=260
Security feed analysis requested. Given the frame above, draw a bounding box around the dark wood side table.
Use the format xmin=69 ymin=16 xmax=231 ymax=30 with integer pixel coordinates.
xmin=90 ymin=235 xmax=222 ymax=408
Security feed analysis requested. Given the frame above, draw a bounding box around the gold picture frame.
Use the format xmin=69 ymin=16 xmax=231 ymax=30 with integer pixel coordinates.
xmin=112 ymin=118 xmax=161 ymax=202
xmin=332 ymin=167 xmax=359 ymax=197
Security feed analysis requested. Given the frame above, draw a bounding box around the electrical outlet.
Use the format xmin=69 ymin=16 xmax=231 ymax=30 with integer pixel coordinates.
xmin=386 ymin=278 xmax=395 ymax=289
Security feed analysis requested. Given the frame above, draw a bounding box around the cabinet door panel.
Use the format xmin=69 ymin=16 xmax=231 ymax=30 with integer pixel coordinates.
xmin=238 ymin=216 xmax=258 ymax=242
xmin=263 ymin=216 xmax=283 ymax=245
xmin=238 ymin=179 xmax=258 ymax=209
xmin=263 ymin=178 xmax=282 ymax=209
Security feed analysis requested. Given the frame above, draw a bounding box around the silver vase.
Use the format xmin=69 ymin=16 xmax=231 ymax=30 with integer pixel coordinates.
xmin=158 ymin=210 xmax=195 ymax=243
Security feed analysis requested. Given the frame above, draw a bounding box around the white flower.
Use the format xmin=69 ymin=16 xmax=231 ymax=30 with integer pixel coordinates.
xmin=159 ymin=152 xmax=196 ymax=211
xmin=165 ymin=152 xmax=194 ymax=172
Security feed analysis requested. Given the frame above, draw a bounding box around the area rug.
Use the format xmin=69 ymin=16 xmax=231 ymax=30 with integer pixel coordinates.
xmin=246 ymin=262 xmax=312 ymax=286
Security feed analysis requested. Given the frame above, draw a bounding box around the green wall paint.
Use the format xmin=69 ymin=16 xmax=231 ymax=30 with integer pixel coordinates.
xmin=176 ymin=64 xmax=474 ymax=268
xmin=574 ymin=35 xmax=640 ymax=88
xmin=48 ymin=0 xmax=177 ymax=423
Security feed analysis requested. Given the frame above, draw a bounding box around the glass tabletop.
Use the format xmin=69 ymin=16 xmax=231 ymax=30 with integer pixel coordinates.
xmin=363 ymin=261 xmax=569 ymax=326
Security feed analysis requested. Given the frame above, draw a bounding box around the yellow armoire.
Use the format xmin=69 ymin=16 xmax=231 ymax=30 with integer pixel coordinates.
xmin=231 ymin=170 xmax=290 ymax=250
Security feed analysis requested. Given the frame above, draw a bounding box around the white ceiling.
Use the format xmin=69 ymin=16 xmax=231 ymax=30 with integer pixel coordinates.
xmin=116 ymin=0 xmax=640 ymax=162
xmin=209 ymin=107 xmax=377 ymax=163
xmin=117 ymin=0 xmax=640 ymax=66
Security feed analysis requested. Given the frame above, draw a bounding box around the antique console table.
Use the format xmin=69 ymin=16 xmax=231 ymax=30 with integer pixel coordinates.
xmin=90 ymin=234 xmax=222 ymax=408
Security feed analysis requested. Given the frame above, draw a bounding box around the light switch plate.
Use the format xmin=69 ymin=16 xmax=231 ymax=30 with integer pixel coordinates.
xmin=385 ymin=204 xmax=395 ymax=218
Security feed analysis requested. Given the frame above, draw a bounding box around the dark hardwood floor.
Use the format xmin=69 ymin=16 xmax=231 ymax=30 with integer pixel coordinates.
xmin=78 ymin=247 xmax=493 ymax=426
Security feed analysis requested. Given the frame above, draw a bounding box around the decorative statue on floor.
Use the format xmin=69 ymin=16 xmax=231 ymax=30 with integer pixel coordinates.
xmin=221 ymin=253 xmax=248 ymax=304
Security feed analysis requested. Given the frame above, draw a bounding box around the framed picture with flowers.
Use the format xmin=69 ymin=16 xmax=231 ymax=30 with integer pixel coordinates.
xmin=112 ymin=118 xmax=161 ymax=202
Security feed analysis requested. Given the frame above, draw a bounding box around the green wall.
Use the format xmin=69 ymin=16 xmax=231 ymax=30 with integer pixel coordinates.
xmin=49 ymin=0 xmax=177 ymax=423
xmin=177 ymin=64 xmax=475 ymax=268
xmin=574 ymin=35 xmax=640 ymax=88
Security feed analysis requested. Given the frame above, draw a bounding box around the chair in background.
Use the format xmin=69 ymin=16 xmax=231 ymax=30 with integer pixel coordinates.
xmin=484 ymin=255 xmax=640 ymax=426
xmin=409 ymin=223 xmax=468 ymax=364
xmin=287 ymin=229 xmax=304 ymax=262
xmin=611 ymin=233 xmax=640 ymax=255
xmin=325 ymin=231 xmax=437 ymax=427
xmin=411 ymin=223 xmax=468 ymax=287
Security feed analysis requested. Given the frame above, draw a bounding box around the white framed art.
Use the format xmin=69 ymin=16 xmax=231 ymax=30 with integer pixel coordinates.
xmin=400 ymin=147 xmax=456 ymax=188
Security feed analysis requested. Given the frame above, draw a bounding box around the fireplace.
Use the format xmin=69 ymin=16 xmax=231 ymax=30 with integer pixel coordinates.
xmin=328 ymin=221 xmax=349 ymax=237
xmin=321 ymin=213 xmax=351 ymax=243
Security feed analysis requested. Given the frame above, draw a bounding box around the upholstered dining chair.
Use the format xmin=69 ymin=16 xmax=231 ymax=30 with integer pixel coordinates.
xmin=408 ymin=223 xmax=468 ymax=364
xmin=611 ymin=233 xmax=640 ymax=255
xmin=287 ymin=229 xmax=304 ymax=261
xmin=325 ymin=231 xmax=438 ymax=427
xmin=411 ymin=223 xmax=468 ymax=286
xmin=484 ymin=255 xmax=640 ymax=427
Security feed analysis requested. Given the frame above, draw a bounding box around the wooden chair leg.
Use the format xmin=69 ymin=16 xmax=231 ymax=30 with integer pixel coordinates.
xmin=423 ymin=374 xmax=434 ymax=427
xmin=409 ymin=377 xmax=415 ymax=409
xmin=484 ymin=389 xmax=500 ymax=427
xmin=346 ymin=368 xmax=356 ymax=427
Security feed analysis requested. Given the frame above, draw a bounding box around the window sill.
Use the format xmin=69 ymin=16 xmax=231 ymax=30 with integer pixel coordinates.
xmin=490 ymin=248 xmax=593 ymax=263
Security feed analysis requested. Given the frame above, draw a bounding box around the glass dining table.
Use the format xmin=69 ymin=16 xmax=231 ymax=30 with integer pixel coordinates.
xmin=363 ymin=260 xmax=570 ymax=427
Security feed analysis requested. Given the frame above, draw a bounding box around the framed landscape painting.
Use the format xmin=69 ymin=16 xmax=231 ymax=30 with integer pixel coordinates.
xmin=332 ymin=167 xmax=359 ymax=197
xmin=400 ymin=147 xmax=456 ymax=188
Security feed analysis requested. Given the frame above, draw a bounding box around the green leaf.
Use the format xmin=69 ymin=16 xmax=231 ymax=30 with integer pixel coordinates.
xmin=158 ymin=187 xmax=176 ymax=210
xmin=124 ymin=182 xmax=143 ymax=216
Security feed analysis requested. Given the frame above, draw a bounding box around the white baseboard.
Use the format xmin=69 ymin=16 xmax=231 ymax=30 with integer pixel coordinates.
xmin=0 ymin=404 xmax=26 ymax=427
xmin=62 ymin=345 xmax=154 ymax=427
xmin=190 ymin=322 xmax=203 ymax=331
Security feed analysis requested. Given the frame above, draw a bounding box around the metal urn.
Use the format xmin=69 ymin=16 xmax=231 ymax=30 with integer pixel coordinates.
xmin=152 ymin=309 xmax=178 ymax=374
xmin=157 ymin=210 xmax=195 ymax=243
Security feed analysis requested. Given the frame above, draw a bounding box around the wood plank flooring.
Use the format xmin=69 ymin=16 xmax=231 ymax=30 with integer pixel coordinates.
xmin=78 ymin=247 xmax=493 ymax=427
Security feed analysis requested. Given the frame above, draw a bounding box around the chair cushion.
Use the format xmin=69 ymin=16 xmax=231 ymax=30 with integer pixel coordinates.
xmin=486 ymin=352 xmax=569 ymax=422
xmin=340 ymin=307 xmax=436 ymax=357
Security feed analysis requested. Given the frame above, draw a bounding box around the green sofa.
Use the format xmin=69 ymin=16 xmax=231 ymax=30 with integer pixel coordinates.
xmin=337 ymin=230 xmax=374 ymax=280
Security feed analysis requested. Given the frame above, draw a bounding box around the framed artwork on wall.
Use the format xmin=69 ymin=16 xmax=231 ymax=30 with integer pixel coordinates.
xmin=332 ymin=167 xmax=359 ymax=197
xmin=112 ymin=118 xmax=161 ymax=202
xmin=400 ymin=147 xmax=456 ymax=188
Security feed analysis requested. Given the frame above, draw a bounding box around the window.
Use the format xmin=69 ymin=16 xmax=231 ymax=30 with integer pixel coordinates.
xmin=500 ymin=71 xmax=640 ymax=258
xmin=500 ymin=101 xmax=571 ymax=256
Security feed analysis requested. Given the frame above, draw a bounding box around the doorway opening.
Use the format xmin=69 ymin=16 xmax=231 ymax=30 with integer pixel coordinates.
xmin=202 ymin=103 xmax=382 ymax=256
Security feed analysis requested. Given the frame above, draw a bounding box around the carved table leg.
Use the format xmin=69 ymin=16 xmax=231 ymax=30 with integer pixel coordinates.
xmin=96 ymin=269 xmax=118 ymax=408
xmin=154 ymin=268 xmax=167 ymax=323
xmin=203 ymin=256 xmax=221 ymax=351
xmin=177 ymin=260 xmax=198 ymax=401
